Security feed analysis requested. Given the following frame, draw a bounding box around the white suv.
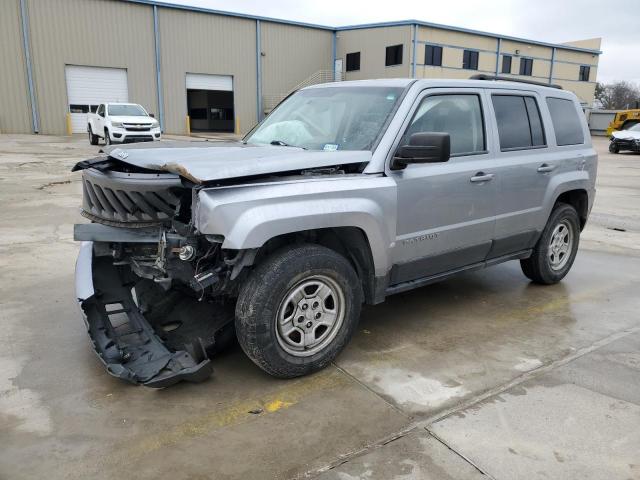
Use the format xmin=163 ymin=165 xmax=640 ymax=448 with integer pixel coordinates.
xmin=87 ymin=103 xmax=161 ymax=145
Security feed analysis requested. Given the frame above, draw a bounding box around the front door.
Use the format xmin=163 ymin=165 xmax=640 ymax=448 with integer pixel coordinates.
xmin=387 ymin=89 xmax=497 ymax=284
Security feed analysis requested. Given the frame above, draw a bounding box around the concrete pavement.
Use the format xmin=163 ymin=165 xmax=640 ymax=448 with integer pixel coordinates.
xmin=0 ymin=134 xmax=639 ymax=479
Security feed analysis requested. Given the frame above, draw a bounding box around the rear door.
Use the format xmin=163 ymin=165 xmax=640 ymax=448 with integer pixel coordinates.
xmin=387 ymin=88 xmax=497 ymax=284
xmin=485 ymin=90 xmax=554 ymax=257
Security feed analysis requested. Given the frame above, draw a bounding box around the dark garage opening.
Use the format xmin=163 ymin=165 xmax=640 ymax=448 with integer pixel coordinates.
xmin=187 ymin=89 xmax=235 ymax=132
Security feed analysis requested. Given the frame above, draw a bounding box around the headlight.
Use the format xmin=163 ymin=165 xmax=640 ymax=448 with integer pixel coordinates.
xmin=151 ymin=120 xmax=159 ymax=127
xmin=111 ymin=121 xmax=123 ymax=127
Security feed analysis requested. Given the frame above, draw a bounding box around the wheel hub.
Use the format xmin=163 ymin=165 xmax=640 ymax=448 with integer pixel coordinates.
xmin=548 ymin=220 xmax=573 ymax=271
xmin=276 ymin=275 xmax=345 ymax=357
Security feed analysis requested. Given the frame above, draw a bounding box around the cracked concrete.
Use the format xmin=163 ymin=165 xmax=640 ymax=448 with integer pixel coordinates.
xmin=1 ymin=135 xmax=639 ymax=479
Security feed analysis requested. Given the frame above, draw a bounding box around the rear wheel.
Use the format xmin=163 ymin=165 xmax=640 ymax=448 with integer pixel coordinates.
xmin=235 ymin=244 xmax=362 ymax=378
xmin=520 ymin=203 xmax=580 ymax=284
xmin=88 ymin=126 xmax=99 ymax=145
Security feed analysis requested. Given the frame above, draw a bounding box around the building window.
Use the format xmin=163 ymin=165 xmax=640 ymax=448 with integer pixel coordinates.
xmin=462 ymin=50 xmax=479 ymax=70
xmin=346 ymin=52 xmax=361 ymax=72
xmin=385 ymin=44 xmax=403 ymax=66
xmin=501 ymin=55 xmax=512 ymax=74
xmin=425 ymin=45 xmax=443 ymax=66
xmin=579 ymin=65 xmax=590 ymax=82
xmin=519 ymin=58 xmax=533 ymax=76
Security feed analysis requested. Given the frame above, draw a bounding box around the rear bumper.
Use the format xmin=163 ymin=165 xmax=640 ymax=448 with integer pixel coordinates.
xmin=75 ymin=241 xmax=213 ymax=388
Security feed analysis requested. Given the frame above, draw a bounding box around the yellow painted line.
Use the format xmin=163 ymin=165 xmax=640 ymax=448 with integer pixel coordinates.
xmin=131 ymin=369 xmax=347 ymax=456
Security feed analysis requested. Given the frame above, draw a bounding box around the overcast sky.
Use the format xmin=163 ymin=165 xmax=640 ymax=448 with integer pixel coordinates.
xmin=166 ymin=0 xmax=639 ymax=84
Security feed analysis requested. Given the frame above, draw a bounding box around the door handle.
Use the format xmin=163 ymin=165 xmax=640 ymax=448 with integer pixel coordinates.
xmin=537 ymin=163 xmax=556 ymax=173
xmin=470 ymin=172 xmax=494 ymax=183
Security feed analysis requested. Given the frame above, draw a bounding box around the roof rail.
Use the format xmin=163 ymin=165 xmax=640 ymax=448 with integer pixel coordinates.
xmin=469 ymin=74 xmax=563 ymax=90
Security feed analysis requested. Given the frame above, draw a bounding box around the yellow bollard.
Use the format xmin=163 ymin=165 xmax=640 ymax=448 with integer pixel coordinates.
xmin=186 ymin=115 xmax=191 ymax=136
xmin=235 ymin=116 xmax=240 ymax=135
xmin=66 ymin=112 xmax=73 ymax=136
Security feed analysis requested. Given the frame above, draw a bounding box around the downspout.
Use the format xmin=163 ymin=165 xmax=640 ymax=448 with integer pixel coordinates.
xmin=153 ymin=5 xmax=164 ymax=131
xmin=495 ymin=37 xmax=501 ymax=76
xmin=549 ymin=47 xmax=556 ymax=84
xmin=411 ymin=24 xmax=418 ymax=78
xmin=332 ymin=30 xmax=337 ymax=81
xmin=256 ymin=20 xmax=263 ymax=122
xmin=19 ymin=0 xmax=39 ymax=133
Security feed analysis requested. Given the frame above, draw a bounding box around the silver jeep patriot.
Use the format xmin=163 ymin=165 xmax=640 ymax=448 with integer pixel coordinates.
xmin=73 ymin=76 xmax=597 ymax=387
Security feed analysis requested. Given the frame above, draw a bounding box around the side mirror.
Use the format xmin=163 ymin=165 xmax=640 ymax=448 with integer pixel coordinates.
xmin=149 ymin=113 xmax=155 ymax=118
xmin=391 ymin=132 xmax=450 ymax=170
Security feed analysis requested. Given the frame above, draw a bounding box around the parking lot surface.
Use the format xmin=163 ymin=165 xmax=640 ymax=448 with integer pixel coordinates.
xmin=1 ymin=134 xmax=639 ymax=479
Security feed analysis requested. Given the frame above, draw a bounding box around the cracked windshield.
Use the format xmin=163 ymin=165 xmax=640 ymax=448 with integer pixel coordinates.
xmin=246 ymin=86 xmax=403 ymax=151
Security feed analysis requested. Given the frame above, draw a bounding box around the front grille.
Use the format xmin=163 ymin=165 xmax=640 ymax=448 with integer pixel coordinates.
xmin=123 ymin=123 xmax=152 ymax=131
xmin=82 ymin=168 xmax=183 ymax=226
xmin=123 ymin=135 xmax=154 ymax=143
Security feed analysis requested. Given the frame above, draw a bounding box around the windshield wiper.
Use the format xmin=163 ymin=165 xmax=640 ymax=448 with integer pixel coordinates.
xmin=270 ymin=140 xmax=306 ymax=149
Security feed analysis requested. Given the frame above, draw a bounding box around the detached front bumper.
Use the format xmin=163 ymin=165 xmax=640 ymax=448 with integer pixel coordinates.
xmin=75 ymin=241 xmax=213 ymax=388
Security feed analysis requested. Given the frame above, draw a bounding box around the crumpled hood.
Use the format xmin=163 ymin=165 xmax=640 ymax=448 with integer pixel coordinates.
xmin=612 ymin=130 xmax=640 ymax=141
xmin=104 ymin=141 xmax=372 ymax=183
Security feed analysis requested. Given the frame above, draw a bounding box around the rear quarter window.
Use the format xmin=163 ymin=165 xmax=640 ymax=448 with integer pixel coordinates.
xmin=545 ymin=97 xmax=584 ymax=146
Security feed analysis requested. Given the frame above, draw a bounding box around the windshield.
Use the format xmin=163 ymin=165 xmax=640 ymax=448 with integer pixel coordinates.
xmin=108 ymin=104 xmax=148 ymax=117
xmin=245 ymin=86 xmax=404 ymax=151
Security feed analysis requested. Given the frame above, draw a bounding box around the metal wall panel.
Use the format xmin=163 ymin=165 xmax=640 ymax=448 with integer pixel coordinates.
xmin=337 ymin=26 xmax=412 ymax=81
xmin=158 ymin=8 xmax=256 ymax=134
xmin=26 ymin=0 xmax=157 ymax=135
xmin=0 ymin=0 xmax=32 ymax=133
xmin=260 ymin=21 xmax=333 ymax=110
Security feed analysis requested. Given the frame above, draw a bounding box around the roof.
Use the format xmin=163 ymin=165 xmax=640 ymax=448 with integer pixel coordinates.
xmin=307 ymin=78 xmax=577 ymax=97
xmin=123 ymin=0 xmax=602 ymax=55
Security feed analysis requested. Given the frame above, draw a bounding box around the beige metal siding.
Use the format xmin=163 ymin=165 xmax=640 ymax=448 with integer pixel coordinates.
xmin=261 ymin=21 xmax=333 ymax=106
xmin=159 ymin=8 xmax=257 ymax=134
xmin=337 ymin=26 xmax=412 ymax=80
xmin=0 ymin=0 xmax=32 ymax=133
xmin=26 ymin=0 xmax=157 ymax=135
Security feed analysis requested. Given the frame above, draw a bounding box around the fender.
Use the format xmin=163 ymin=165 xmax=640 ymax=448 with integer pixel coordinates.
xmin=538 ymin=168 xmax=594 ymax=231
xmin=194 ymin=175 xmax=397 ymax=276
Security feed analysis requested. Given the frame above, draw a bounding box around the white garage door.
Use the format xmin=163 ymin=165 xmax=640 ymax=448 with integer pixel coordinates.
xmin=186 ymin=73 xmax=233 ymax=91
xmin=65 ymin=65 xmax=128 ymax=133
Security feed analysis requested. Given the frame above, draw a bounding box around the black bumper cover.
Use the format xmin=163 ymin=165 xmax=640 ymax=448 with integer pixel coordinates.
xmin=75 ymin=242 xmax=213 ymax=388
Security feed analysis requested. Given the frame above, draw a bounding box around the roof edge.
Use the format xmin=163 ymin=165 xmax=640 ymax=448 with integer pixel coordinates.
xmin=120 ymin=1 xmax=603 ymax=55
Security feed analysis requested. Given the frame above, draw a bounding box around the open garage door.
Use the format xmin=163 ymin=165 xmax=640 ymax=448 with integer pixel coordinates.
xmin=65 ymin=66 xmax=128 ymax=133
xmin=186 ymin=73 xmax=234 ymax=132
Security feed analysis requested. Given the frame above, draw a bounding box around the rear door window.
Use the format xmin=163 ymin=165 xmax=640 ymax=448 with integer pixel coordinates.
xmin=545 ymin=97 xmax=584 ymax=146
xmin=492 ymin=95 xmax=546 ymax=151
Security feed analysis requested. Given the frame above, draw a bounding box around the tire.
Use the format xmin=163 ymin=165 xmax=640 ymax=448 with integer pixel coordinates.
xmin=609 ymin=142 xmax=619 ymax=154
xmin=520 ymin=203 xmax=580 ymax=285
xmin=235 ymin=244 xmax=363 ymax=378
xmin=104 ymin=128 xmax=111 ymax=145
xmin=88 ymin=126 xmax=99 ymax=145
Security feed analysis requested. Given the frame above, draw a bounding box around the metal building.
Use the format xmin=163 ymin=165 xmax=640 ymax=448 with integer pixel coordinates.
xmin=0 ymin=0 xmax=601 ymax=136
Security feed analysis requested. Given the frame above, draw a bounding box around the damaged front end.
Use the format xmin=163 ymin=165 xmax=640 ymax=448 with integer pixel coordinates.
xmin=73 ymin=157 xmax=245 ymax=387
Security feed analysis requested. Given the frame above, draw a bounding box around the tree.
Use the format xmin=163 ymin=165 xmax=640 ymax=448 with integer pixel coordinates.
xmin=595 ymin=81 xmax=640 ymax=110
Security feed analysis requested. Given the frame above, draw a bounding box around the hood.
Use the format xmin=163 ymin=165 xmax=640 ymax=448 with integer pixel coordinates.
xmin=612 ymin=130 xmax=640 ymax=140
xmin=103 ymin=141 xmax=372 ymax=183
xmin=110 ymin=115 xmax=155 ymax=124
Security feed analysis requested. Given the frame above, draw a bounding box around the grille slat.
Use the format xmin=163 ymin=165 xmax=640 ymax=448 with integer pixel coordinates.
xmin=81 ymin=168 xmax=183 ymax=226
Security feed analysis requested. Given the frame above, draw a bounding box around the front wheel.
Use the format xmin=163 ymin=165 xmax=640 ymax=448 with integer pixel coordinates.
xmin=104 ymin=128 xmax=111 ymax=145
xmin=609 ymin=142 xmax=619 ymax=154
xmin=88 ymin=126 xmax=99 ymax=145
xmin=235 ymin=244 xmax=362 ymax=378
xmin=520 ymin=203 xmax=580 ymax=285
